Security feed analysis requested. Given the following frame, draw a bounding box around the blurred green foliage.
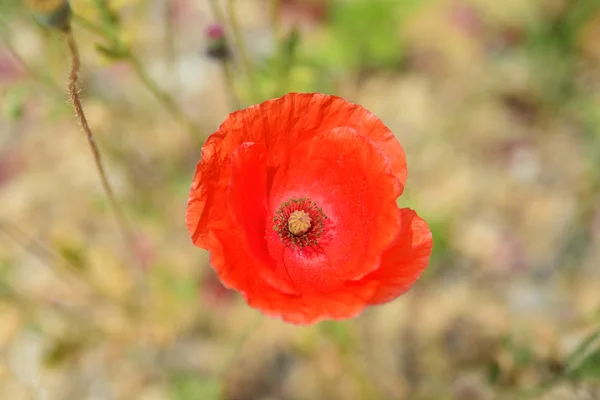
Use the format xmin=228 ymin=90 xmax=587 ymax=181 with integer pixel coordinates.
xmin=253 ymin=0 xmax=427 ymax=101
xmin=526 ymin=0 xmax=600 ymax=104
xmin=325 ymin=0 xmax=417 ymax=71
xmin=155 ymin=267 xmax=198 ymax=301
xmin=170 ymin=374 xmax=220 ymax=400
xmin=2 ymin=84 xmax=29 ymax=121
xmin=319 ymin=320 xmax=355 ymax=353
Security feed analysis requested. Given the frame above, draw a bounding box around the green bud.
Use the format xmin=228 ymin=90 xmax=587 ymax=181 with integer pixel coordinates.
xmin=26 ymin=0 xmax=72 ymax=30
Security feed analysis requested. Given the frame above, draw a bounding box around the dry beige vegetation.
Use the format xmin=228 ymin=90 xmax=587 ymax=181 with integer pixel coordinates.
xmin=0 ymin=0 xmax=599 ymax=399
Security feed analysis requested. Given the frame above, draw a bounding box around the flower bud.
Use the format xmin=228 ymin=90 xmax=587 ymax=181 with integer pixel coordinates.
xmin=204 ymin=23 xmax=230 ymax=60
xmin=24 ymin=0 xmax=72 ymax=30
xmin=206 ymin=23 xmax=226 ymax=41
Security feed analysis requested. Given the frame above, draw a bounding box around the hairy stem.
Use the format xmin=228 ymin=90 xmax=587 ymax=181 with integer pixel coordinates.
xmin=71 ymin=13 xmax=199 ymax=136
xmin=63 ymin=28 xmax=141 ymax=281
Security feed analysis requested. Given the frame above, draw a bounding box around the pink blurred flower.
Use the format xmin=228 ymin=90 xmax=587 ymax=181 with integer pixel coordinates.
xmin=0 ymin=50 xmax=24 ymax=84
xmin=448 ymin=1 xmax=483 ymax=37
xmin=0 ymin=149 xmax=25 ymax=187
xmin=200 ymin=269 xmax=235 ymax=310
xmin=206 ymin=23 xmax=226 ymax=41
xmin=132 ymin=233 xmax=156 ymax=271
xmin=204 ymin=23 xmax=230 ymax=60
xmin=280 ymin=0 xmax=329 ymax=31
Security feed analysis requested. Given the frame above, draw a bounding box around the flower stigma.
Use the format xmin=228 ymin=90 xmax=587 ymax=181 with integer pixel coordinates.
xmin=272 ymin=197 xmax=327 ymax=249
xmin=288 ymin=210 xmax=311 ymax=236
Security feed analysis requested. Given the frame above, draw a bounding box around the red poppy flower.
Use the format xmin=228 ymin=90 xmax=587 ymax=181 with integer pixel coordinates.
xmin=186 ymin=93 xmax=432 ymax=325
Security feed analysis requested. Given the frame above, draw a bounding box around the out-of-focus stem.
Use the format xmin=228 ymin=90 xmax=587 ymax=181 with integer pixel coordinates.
xmin=0 ymin=21 xmax=64 ymax=99
xmin=208 ymin=0 xmax=243 ymax=109
xmin=207 ymin=0 xmax=227 ymax=27
xmin=269 ymin=0 xmax=281 ymax=43
xmin=227 ymin=0 xmax=260 ymax=101
xmin=127 ymin=54 xmax=197 ymax=132
xmin=63 ymin=28 xmax=143 ymax=285
xmin=71 ymin=13 xmax=199 ymax=135
xmin=220 ymin=60 xmax=240 ymax=110
xmin=71 ymin=13 xmax=106 ymax=36
xmin=0 ymin=218 xmax=132 ymax=309
xmin=163 ymin=0 xmax=177 ymax=74
xmin=0 ymin=219 xmax=67 ymax=274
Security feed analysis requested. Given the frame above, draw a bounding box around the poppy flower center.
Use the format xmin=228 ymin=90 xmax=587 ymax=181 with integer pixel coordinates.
xmin=288 ymin=210 xmax=311 ymax=236
xmin=272 ymin=197 xmax=327 ymax=249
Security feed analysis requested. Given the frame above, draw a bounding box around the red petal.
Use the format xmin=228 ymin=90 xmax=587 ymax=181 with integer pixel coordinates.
xmin=360 ymin=208 xmax=433 ymax=305
xmin=186 ymin=135 xmax=222 ymax=247
xmin=185 ymin=93 xmax=420 ymax=325
xmin=227 ymin=142 xmax=296 ymax=295
xmin=265 ymin=127 xmax=401 ymax=294
xmin=206 ymin=229 xmax=378 ymax=324
xmin=187 ymin=141 xmax=297 ymax=297
xmin=187 ymin=93 xmax=408 ymax=248
xmin=217 ymin=93 xmax=407 ymax=189
xmin=244 ymin=279 xmax=376 ymax=325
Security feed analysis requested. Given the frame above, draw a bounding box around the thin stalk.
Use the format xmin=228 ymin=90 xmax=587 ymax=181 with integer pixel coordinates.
xmin=0 ymin=219 xmax=66 ymax=273
xmin=564 ymin=328 xmax=600 ymax=375
xmin=71 ymin=13 xmax=199 ymax=135
xmin=63 ymin=27 xmax=141 ymax=283
xmin=220 ymin=60 xmax=240 ymax=110
xmin=0 ymin=218 xmax=133 ymax=310
xmin=127 ymin=54 xmax=197 ymax=132
xmin=269 ymin=0 xmax=286 ymax=96
xmin=0 ymin=21 xmax=64 ymax=99
xmin=207 ymin=0 xmax=227 ymax=28
xmin=269 ymin=0 xmax=281 ymax=44
xmin=208 ymin=0 xmax=243 ymax=109
xmin=71 ymin=13 xmax=106 ymax=36
xmin=226 ymin=0 xmax=260 ymax=101
xmin=163 ymin=0 xmax=178 ymax=86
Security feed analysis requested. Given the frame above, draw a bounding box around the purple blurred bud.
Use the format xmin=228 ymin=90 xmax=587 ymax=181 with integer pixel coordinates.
xmin=204 ymin=23 xmax=230 ymax=61
xmin=206 ymin=23 xmax=226 ymax=41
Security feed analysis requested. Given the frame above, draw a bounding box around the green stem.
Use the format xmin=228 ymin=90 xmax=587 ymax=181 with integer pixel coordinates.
xmin=64 ymin=28 xmax=147 ymax=294
xmin=220 ymin=60 xmax=241 ymax=111
xmin=208 ymin=0 xmax=243 ymax=108
xmin=227 ymin=0 xmax=260 ymax=101
xmin=0 ymin=21 xmax=64 ymax=99
xmin=71 ymin=13 xmax=199 ymax=135
xmin=269 ymin=0 xmax=281 ymax=44
xmin=127 ymin=54 xmax=197 ymax=132
xmin=564 ymin=328 xmax=600 ymax=375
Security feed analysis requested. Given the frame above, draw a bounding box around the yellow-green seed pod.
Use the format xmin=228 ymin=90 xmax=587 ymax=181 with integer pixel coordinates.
xmin=24 ymin=0 xmax=71 ymax=30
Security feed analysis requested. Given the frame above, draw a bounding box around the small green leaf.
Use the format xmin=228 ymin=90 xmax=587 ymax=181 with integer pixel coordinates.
xmin=565 ymin=329 xmax=600 ymax=378
xmin=280 ymin=27 xmax=300 ymax=71
xmin=44 ymin=338 xmax=86 ymax=368
xmin=95 ymin=44 xmax=128 ymax=60
xmin=487 ymin=361 xmax=501 ymax=383
xmin=57 ymin=243 xmax=86 ymax=270
xmin=3 ymin=84 xmax=30 ymax=121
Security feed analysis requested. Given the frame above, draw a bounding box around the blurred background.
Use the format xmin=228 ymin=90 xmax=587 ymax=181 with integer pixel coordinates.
xmin=1 ymin=0 xmax=600 ymax=399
